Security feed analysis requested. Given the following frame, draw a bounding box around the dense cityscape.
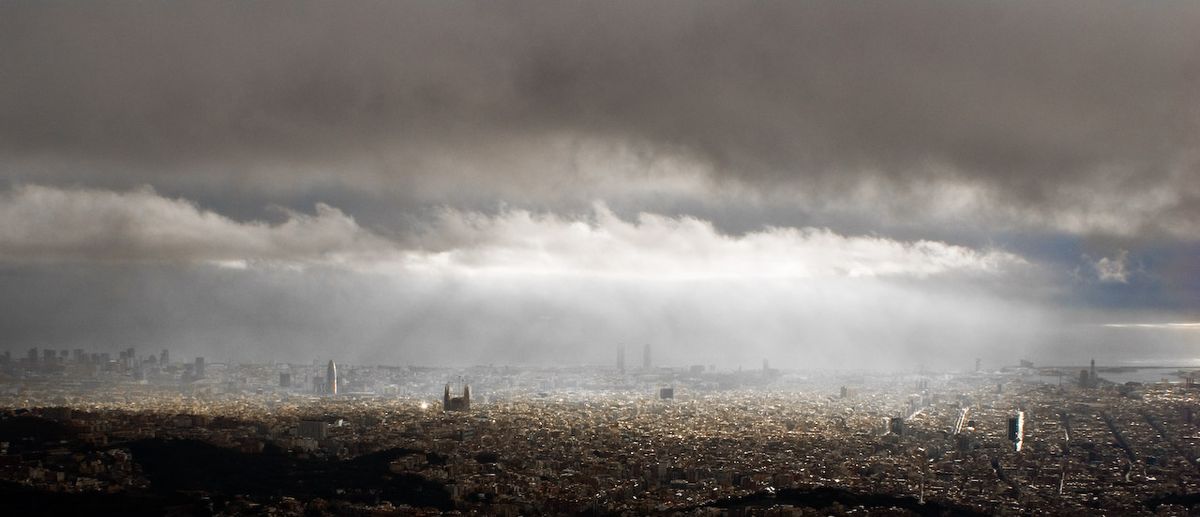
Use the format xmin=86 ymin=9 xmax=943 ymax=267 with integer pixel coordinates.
xmin=4 ymin=346 xmax=1200 ymax=515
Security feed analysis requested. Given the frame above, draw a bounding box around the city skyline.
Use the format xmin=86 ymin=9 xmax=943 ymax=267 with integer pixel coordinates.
xmin=3 ymin=348 xmax=1199 ymax=514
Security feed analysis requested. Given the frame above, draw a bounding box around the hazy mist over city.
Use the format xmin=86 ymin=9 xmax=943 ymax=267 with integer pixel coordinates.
xmin=1 ymin=1 xmax=1198 ymax=370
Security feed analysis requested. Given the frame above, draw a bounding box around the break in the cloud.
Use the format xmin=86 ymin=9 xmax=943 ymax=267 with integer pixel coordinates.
xmin=1103 ymin=323 xmax=1200 ymax=330
xmin=0 ymin=185 xmax=1023 ymax=280
xmin=1090 ymin=250 xmax=1130 ymax=284
xmin=2 ymin=2 xmax=1198 ymax=237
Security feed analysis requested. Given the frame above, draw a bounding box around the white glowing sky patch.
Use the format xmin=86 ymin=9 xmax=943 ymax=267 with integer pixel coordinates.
xmin=401 ymin=203 xmax=1026 ymax=280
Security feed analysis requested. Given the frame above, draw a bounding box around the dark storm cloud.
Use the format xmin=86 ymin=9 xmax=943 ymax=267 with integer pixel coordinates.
xmin=2 ymin=1 xmax=1198 ymax=236
xmin=0 ymin=2 xmax=1195 ymax=365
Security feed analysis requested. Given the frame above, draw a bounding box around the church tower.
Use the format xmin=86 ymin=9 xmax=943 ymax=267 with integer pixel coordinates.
xmin=443 ymin=382 xmax=471 ymax=412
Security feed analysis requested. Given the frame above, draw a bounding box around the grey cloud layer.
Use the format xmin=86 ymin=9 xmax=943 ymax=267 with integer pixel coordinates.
xmin=3 ymin=1 xmax=1198 ymax=236
xmin=0 ymin=185 xmax=394 ymax=265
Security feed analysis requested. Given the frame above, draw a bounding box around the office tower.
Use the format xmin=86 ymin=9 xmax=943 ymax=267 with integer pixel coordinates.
xmin=280 ymin=372 xmax=291 ymax=388
xmin=1079 ymin=369 xmax=1090 ymax=388
xmin=194 ymin=357 xmax=205 ymax=378
xmin=643 ymin=343 xmax=651 ymax=370
xmin=160 ymin=349 xmax=169 ymax=365
xmin=659 ymin=387 xmax=674 ymax=400
xmin=890 ymin=417 xmax=905 ymax=436
xmin=326 ymin=360 xmax=337 ymax=395
xmin=43 ymin=349 xmax=56 ymax=362
xmin=27 ymin=348 xmax=37 ymax=363
xmin=762 ymin=359 xmax=769 ymax=372
xmin=1007 ymin=416 xmax=1020 ymax=442
xmin=617 ymin=344 xmax=625 ymax=374
xmin=1090 ymin=358 xmax=1096 ymax=384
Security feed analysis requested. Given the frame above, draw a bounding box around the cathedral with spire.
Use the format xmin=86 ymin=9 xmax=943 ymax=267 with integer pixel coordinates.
xmin=443 ymin=382 xmax=470 ymax=412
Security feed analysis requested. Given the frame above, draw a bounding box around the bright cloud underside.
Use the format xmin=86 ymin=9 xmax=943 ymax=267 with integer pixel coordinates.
xmin=411 ymin=204 xmax=1024 ymax=279
xmin=0 ymin=185 xmax=1025 ymax=279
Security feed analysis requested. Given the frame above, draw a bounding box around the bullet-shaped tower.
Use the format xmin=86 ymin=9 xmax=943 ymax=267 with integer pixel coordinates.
xmin=327 ymin=360 xmax=337 ymax=395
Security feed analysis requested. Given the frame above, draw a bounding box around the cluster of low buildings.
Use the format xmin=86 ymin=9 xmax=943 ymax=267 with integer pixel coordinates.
xmin=3 ymin=354 xmax=1200 ymax=514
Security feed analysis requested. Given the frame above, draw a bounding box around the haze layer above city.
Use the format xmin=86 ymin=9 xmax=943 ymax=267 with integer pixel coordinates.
xmin=1 ymin=1 xmax=1198 ymax=370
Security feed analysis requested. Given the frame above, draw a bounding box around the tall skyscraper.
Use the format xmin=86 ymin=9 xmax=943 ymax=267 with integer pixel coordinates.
xmin=194 ymin=357 xmax=205 ymax=378
xmin=617 ymin=344 xmax=625 ymax=374
xmin=326 ymin=360 xmax=338 ymax=395
xmin=643 ymin=343 xmax=651 ymax=370
xmin=160 ymin=349 xmax=169 ymax=365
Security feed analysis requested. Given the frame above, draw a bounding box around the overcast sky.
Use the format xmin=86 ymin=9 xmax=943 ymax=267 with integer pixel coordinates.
xmin=1 ymin=1 xmax=1197 ymax=369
